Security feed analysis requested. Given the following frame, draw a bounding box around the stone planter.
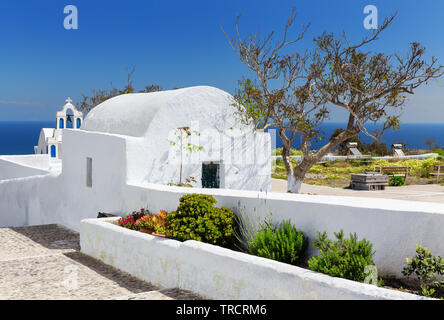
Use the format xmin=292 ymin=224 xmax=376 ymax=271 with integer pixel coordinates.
xmin=80 ymin=217 xmax=428 ymax=300
xmin=152 ymin=232 xmax=166 ymax=238
xmin=139 ymin=228 xmax=154 ymax=234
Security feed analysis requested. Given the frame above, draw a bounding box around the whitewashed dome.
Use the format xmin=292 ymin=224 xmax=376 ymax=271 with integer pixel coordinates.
xmin=82 ymin=86 xmax=237 ymax=137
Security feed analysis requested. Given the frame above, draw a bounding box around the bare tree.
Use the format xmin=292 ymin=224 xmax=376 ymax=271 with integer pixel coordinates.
xmin=223 ymin=9 xmax=444 ymax=192
xmin=222 ymin=8 xmax=312 ymax=190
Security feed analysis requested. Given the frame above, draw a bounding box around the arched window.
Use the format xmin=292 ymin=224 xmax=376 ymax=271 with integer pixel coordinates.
xmin=50 ymin=145 xmax=56 ymax=158
xmin=76 ymin=118 xmax=81 ymax=128
xmin=59 ymin=118 xmax=64 ymax=129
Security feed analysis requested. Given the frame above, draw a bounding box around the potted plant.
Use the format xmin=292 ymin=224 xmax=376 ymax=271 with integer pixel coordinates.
xmin=152 ymin=210 xmax=168 ymax=237
xmin=135 ymin=215 xmax=155 ymax=234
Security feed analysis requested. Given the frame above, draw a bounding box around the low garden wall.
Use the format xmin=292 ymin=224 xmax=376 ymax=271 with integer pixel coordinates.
xmin=80 ymin=217 xmax=426 ymax=300
xmin=120 ymin=182 xmax=444 ymax=279
xmin=271 ymin=152 xmax=438 ymax=162
xmin=0 ymin=154 xmax=51 ymax=171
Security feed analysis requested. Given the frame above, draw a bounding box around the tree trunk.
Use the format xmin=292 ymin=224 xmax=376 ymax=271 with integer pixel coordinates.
xmin=278 ymin=129 xmax=295 ymax=192
xmin=288 ymin=128 xmax=359 ymax=193
xmin=287 ymin=175 xmax=302 ymax=193
xmin=281 ymin=144 xmax=293 ymax=177
xmin=289 ymin=156 xmax=314 ymax=193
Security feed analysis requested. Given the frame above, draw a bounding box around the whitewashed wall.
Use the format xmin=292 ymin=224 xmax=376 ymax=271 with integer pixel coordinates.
xmin=0 ymin=174 xmax=57 ymax=227
xmin=126 ymin=131 xmax=271 ymax=191
xmin=0 ymin=156 xmax=50 ymax=180
xmin=0 ymin=130 xmax=128 ymax=230
xmin=117 ymin=182 xmax=444 ymax=278
xmin=125 ymin=112 xmax=271 ymax=191
xmin=0 ymin=155 xmax=50 ymax=170
xmin=80 ymin=217 xmax=426 ymax=300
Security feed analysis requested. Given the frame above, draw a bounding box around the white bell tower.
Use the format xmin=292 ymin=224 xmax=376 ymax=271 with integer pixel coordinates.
xmin=34 ymin=97 xmax=84 ymax=159
xmin=56 ymin=97 xmax=83 ymax=130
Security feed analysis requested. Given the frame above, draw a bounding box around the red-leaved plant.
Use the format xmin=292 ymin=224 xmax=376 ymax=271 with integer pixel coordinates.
xmin=118 ymin=209 xmax=147 ymax=230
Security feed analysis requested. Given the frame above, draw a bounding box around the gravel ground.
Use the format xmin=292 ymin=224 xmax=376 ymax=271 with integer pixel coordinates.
xmin=0 ymin=224 xmax=203 ymax=300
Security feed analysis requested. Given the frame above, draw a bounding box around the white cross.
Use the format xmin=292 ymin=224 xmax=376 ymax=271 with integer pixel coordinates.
xmin=66 ymin=97 xmax=72 ymax=104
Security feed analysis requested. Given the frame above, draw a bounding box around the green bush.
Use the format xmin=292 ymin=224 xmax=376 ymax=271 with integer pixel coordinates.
xmin=247 ymin=220 xmax=308 ymax=265
xmin=402 ymin=244 xmax=444 ymax=298
xmin=308 ymin=230 xmax=376 ymax=282
xmin=166 ymin=194 xmax=235 ymax=248
xmin=272 ymin=148 xmax=302 ymax=156
xmin=434 ymin=148 xmax=444 ymax=157
xmin=389 ymin=176 xmax=405 ymax=186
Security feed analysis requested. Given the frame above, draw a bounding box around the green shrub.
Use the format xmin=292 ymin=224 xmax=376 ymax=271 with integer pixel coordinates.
xmin=272 ymin=148 xmax=302 ymax=156
xmin=166 ymin=194 xmax=235 ymax=247
xmin=389 ymin=176 xmax=405 ymax=186
xmin=247 ymin=220 xmax=308 ymax=265
xmin=308 ymin=230 xmax=375 ymax=282
xmin=372 ymin=158 xmax=440 ymax=177
xmin=402 ymin=244 xmax=444 ymax=298
xmin=434 ymin=148 xmax=444 ymax=157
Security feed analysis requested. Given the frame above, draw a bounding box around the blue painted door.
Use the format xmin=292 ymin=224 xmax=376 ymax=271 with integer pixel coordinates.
xmin=50 ymin=145 xmax=56 ymax=158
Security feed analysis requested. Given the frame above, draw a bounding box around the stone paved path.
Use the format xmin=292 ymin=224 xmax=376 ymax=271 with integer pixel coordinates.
xmin=0 ymin=224 xmax=203 ymax=300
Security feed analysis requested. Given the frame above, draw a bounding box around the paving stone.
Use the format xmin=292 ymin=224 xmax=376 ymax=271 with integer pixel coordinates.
xmin=0 ymin=224 xmax=204 ymax=300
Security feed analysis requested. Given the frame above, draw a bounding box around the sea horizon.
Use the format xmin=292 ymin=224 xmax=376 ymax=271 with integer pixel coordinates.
xmin=0 ymin=121 xmax=443 ymax=155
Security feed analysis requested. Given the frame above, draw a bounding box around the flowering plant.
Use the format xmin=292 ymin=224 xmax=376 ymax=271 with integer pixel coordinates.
xmin=117 ymin=209 xmax=147 ymax=230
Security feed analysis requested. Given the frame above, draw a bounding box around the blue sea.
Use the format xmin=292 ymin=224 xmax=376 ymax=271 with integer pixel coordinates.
xmin=267 ymin=122 xmax=444 ymax=150
xmin=0 ymin=121 xmax=54 ymax=155
xmin=0 ymin=121 xmax=443 ymax=155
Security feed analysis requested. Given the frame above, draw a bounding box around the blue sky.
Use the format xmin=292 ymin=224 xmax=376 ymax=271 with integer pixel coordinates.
xmin=0 ymin=0 xmax=442 ymax=122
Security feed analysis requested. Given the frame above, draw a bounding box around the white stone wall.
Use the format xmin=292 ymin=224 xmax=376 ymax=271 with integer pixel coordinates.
xmin=122 ymin=94 xmax=271 ymax=191
xmin=126 ymin=129 xmax=271 ymax=191
xmin=80 ymin=217 xmax=427 ymax=300
xmin=0 ymin=174 xmax=56 ymax=227
xmin=0 ymin=155 xmax=50 ymax=180
xmin=118 ymin=182 xmax=444 ymax=278
xmin=272 ymin=152 xmax=439 ymax=163
xmin=0 ymin=155 xmax=50 ymax=170
xmin=0 ymin=130 xmax=128 ymax=230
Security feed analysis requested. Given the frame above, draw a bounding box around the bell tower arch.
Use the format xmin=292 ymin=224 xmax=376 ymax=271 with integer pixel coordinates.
xmin=56 ymin=97 xmax=83 ymax=130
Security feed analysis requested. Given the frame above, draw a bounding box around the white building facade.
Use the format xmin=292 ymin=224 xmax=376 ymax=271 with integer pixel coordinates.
xmin=81 ymin=86 xmax=271 ymax=190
